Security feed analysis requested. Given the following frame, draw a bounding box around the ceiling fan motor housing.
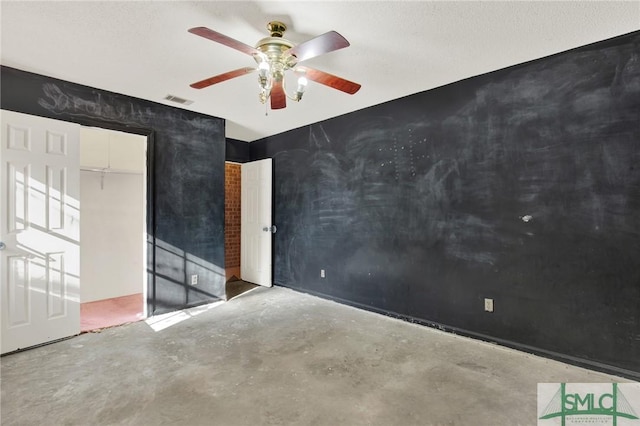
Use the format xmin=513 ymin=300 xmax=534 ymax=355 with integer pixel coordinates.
xmin=254 ymin=21 xmax=298 ymax=80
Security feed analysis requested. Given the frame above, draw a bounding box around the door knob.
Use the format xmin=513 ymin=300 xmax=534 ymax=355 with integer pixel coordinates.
xmin=262 ymin=225 xmax=277 ymax=234
xmin=0 ymin=242 xmax=5 ymax=250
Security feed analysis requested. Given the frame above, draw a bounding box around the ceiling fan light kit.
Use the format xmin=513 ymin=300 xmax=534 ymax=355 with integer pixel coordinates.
xmin=188 ymin=21 xmax=361 ymax=111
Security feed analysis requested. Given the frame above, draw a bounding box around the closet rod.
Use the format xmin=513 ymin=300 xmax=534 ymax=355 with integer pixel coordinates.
xmin=80 ymin=168 xmax=143 ymax=175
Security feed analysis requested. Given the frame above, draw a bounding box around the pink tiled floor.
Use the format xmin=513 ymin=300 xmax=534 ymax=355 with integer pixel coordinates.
xmin=80 ymin=293 xmax=145 ymax=332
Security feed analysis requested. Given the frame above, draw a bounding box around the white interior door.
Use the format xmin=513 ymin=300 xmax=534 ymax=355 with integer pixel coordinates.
xmin=1 ymin=110 xmax=81 ymax=354
xmin=241 ymin=158 xmax=273 ymax=287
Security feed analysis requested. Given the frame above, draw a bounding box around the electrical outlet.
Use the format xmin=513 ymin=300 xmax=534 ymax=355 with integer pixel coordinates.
xmin=190 ymin=274 xmax=198 ymax=285
xmin=484 ymin=298 xmax=494 ymax=313
xmin=320 ymin=269 xmax=326 ymax=278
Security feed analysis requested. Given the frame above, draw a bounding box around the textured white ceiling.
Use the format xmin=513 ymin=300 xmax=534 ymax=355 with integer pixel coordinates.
xmin=1 ymin=1 xmax=639 ymax=142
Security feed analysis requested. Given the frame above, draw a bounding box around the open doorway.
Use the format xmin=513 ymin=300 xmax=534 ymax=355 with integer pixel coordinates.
xmin=224 ymin=159 xmax=275 ymax=300
xmin=224 ymin=162 xmax=241 ymax=282
xmin=224 ymin=161 xmax=257 ymax=300
xmin=79 ymin=127 xmax=147 ymax=332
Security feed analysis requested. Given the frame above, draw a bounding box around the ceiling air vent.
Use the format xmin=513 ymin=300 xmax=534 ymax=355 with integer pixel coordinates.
xmin=163 ymin=94 xmax=194 ymax=105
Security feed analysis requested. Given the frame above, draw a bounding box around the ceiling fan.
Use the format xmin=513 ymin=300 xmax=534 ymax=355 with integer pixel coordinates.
xmin=188 ymin=21 xmax=361 ymax=110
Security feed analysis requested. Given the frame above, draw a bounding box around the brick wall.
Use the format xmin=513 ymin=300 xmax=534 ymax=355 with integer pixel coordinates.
xmin=225 ymin=163 xmax=241 ymax=268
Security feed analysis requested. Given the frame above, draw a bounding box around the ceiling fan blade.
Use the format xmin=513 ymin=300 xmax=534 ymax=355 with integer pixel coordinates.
xmin=270 ymin=80 xmax=286 ymax=109
xmin=188 ymin=27 xmax=261 ymax=56
xmin=190 ymin=67 xmax=255 ymax=89
xmin=296 ymin=66 xmax=361 ymax=95
xmin=285 ymin=31 xmax=350 ymax=63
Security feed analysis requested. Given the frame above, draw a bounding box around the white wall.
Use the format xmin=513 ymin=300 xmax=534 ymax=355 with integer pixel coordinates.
xmin=80 ymin=127 xmax=146 ymax=303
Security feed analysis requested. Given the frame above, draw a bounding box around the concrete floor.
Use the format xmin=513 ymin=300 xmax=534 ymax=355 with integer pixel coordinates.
xmin=0 ymin=286 xmax=632 ymax=425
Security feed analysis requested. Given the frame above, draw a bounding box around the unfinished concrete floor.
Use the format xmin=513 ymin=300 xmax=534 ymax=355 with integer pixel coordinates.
xmin=0 ymin=287 xmax=633 ymax=425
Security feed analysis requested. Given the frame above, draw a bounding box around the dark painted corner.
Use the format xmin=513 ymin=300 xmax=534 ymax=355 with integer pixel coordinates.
xmin=252 ymin=31 xmax=640 ymax=379
xmin=226 ymin=138 xmax=251 ymax=163
xmin=1 ymin=66 xmax=227 ymax=315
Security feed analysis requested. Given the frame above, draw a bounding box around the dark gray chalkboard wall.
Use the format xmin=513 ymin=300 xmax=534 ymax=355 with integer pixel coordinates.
xmin=252 ymin=31 xmax=640 ymax=378
xmin=226 ymin=138 xmax=251 ymax=163
xmin=1 ymin=66 xmax=226 ymax=315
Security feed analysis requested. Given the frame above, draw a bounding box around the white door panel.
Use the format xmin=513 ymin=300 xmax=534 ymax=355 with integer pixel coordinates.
xmin=1 ymin=110 xmax=80 ymax=354
xmin=241 ymin=159 xmax=272 ymax=287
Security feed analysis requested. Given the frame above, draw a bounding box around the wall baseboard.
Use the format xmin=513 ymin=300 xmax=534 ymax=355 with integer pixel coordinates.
xmin=276 ymin=283 xmax=640 ymax=382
